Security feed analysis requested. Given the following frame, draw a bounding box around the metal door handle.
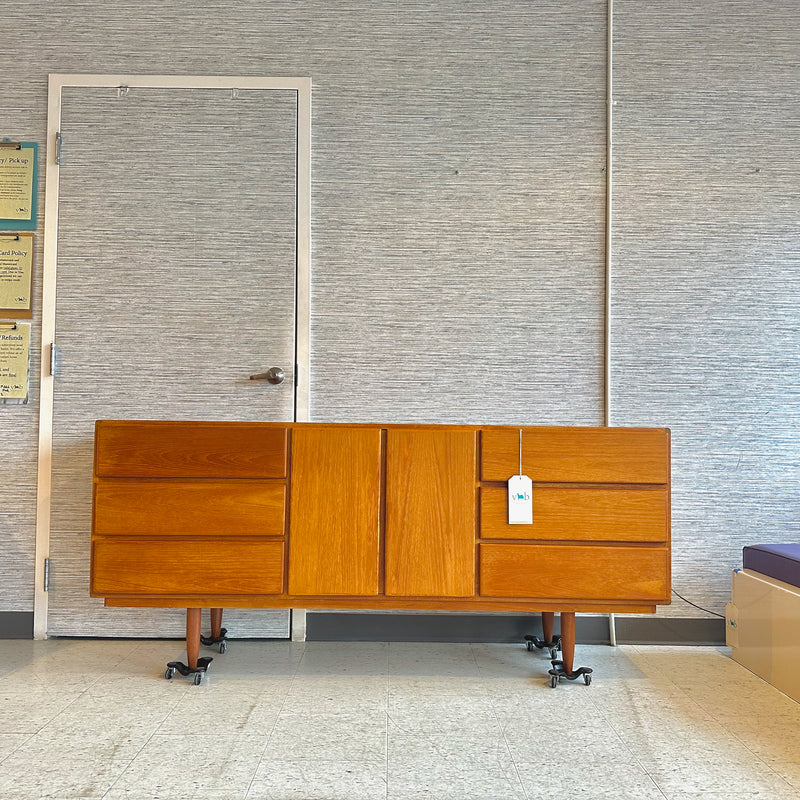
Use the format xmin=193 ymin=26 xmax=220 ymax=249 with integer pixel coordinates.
xmin=249 ymin=367 xmax=285 ymax=384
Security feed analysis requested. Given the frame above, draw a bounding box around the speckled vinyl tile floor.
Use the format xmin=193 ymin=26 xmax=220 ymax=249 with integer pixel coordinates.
xmin=0 ymin=638 xmax=798 ymax=799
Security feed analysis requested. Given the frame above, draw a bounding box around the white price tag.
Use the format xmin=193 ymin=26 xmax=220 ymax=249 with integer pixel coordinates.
xmin=507 ymin=474 xmax=533 ymax=525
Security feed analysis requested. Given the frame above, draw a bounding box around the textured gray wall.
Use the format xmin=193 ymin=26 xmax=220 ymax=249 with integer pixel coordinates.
xmin=308 ymin=4 xmax=607 ymax=425
xmin=612 ymin=1 xmax=800 ymax=617
xmin=0 ymin=1 xmax=797 ymax=627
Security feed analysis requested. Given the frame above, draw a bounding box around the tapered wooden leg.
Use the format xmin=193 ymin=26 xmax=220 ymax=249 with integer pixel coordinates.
xmin=547 ymin=612 xmax=592 ymax=686
xmin=210 ymin=608 xmax=223 ymax=639
xmin=542 ymin=611 xmax=555 ymax=644
xmin=165 ymin=608 xmax=212 ymax=682
xmin=186 ymin=608 xmax=202 ymax=670
xmin=559 ymin=612 xmax=575 ymax=675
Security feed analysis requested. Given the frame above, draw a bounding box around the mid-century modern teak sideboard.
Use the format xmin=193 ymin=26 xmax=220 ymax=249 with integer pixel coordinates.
xmin=90 ymin=421 xmax=671 ymax=685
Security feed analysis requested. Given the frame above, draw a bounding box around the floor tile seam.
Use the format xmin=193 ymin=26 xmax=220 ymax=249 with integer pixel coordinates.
xmin=647 ymin=777 xmax=671 ymax=800
xmin=383 ymin=733 xmax=526 ymax=800
xmin=469 ymin=640 xmax=512 ymax=686
xmin=244 ymin=649 xmax=307 ymax=800
xmin=0 ymin=729 xmax=40 ymax=769
xmin=591 ymin=697 xmax=732 ymax=739
xmin=40 ymin=638 xmax=140 ymax=679
xmin=483 ymin=663 xmax=531 ymax=800
xmin=97 ymin=683 xmax=195 ymax=800
xmin=625 ymin=643 xmax=692 ymax=685
xmin=588 ymin=684 xmax=795 ymax=796
xmin=631 ymin=647 xmax=734 ymax=722
xmin=585 ymin=680 xmax=674 ymax=797
xmin=143 ymin=668 xmax=205 ymax=732
xmin=29 ymin=679 xmax=105 ymax=741
xmin=95 ymin=738 xmax=161 ymax=799
xmin=0 ymin=659 xmax=112 ymax=694
xmin=717 ymin=724 xmax=800 ymax=793
xmin=97 ymin=660 xmax=216 ymax=800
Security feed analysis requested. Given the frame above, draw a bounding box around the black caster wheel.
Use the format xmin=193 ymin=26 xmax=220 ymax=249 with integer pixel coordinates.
xmin=549 ymin=661 xmax=593 ymax=687
xmin=550 ymin=674 xmax=559 ymax=688
xmin=526 ymin=640 xmax=534 ymax=651
xmin=165 ymin=656 xmax=212 ymax=684
xmin=201 ymin=628 xmax=228 ymax=652
xmin=548 ymin=647 xmax=559 ymax=660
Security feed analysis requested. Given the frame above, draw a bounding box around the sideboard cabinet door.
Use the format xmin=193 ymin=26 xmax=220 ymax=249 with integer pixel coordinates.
xmin=288 ymin=427 xmax=382 ymax=596
xmin=385 ymin=429 xmax=476 ymax=597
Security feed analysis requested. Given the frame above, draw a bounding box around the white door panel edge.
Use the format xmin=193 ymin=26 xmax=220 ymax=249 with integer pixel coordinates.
xmin=34 ymin=74 xmax=311 ymax=639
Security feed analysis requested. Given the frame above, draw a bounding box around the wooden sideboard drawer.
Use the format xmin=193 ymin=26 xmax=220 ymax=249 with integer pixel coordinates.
xmin=480 ymin=427 xmax=670 ymax=484
xmin=480 ymin=486 xmax=669 ymax=542
xmin=94 ymin=421 xmax=288 ymax=478
xmin=94 ymin=481 xmax=286 ymax=537
xmin=91 ymin=539 xmax=284 ymax=595
xmin=479 ymin=543 xmax=669 ymax=601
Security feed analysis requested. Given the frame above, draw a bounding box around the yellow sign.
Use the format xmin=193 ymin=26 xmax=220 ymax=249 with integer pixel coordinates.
xmin=0 ymin=322 xmax=29 ymax=401
xmin=0 ymin=146 xmax=35 ymax=222
xmin=0 ymin=233 xmax=33 ymax=315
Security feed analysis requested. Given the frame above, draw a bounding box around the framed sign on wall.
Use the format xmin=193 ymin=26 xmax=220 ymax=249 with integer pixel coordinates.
xmin=0 ymin=141 xmax=38 ymax=231
xmin=0 ymin=232 xmax=34 ymax=317
xmin=0 ymin=321 xmax=30 ymax=403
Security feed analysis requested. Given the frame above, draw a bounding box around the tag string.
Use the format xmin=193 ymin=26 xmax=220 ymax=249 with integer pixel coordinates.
xmin=519 ymin=429 xmax=523 ymax=477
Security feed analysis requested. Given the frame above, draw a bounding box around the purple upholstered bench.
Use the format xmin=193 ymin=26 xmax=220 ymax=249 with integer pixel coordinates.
xmin=742 ymin=543 xmax=800 ymax=591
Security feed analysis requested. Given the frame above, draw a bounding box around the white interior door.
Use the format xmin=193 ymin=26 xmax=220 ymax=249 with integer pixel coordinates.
xmin=42 ymin=79 xmax=309 ymax=637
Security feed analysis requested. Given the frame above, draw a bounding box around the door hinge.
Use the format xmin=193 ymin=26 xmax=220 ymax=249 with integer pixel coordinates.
xmin=49 ymin=342 xmax=60 ymax=376
xmin=44 ymin=558 xmax=51 ymax=592
xmin=55 ymin=132 xmax=63 ymax=165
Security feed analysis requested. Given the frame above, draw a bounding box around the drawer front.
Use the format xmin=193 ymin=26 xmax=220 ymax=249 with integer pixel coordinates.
xmin=480 ymin=486 xmax=669 ymax=542
xmin=94 ymin=481 xmax=286 ymax=537
xmin=481 ymin=427 xmax=670 ymax=484
xmin=95 ymin=421 xmax=288 ymax=478
xmin=479 ymin=543 xmax=669 ymax=601
xmin=92 ymin=539 xmax=284 ymax=595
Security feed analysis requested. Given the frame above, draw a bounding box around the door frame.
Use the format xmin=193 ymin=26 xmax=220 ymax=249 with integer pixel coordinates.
xmin=33 ymin=74 xmax=311 ymax=639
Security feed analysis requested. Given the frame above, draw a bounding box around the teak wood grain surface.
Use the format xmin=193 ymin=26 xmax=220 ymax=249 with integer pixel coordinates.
xmin=94 ymin=420 xmax=288 ymax=478
xmin=91 ymin=539 xmax=284 ymax=595
xmin=480 ymin=427 xmax=670 ymax=484
xmin=90 ymin=421 xmax=671 ymax=615
xmin=94 ymin=481 xmax=286 ymax=538
xmin=479 ymin=543 xmax=669 ymax=601
xmin=288 ymin=426 xmax=382 ymax=596
xmin=385 ymin=428 xmax=476 ymax=597
xmin=480 ymin=485 xmax=668 ymax=542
